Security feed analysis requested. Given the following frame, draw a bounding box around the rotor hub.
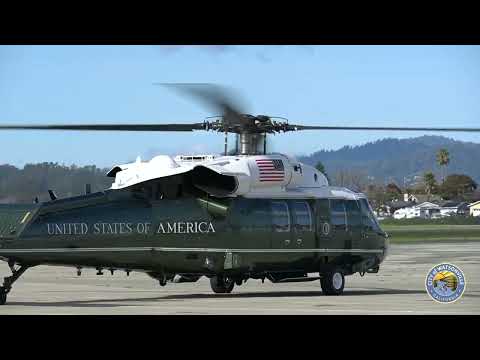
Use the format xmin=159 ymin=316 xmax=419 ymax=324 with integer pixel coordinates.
xmin=204 ymin=114 xmax=294 ymax=135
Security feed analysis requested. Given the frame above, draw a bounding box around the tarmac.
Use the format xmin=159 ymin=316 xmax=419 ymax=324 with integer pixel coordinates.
xmin=0 ymin=242 xmax=479 ymax=315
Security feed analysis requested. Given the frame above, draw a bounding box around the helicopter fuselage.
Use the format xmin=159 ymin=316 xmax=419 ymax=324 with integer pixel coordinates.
xmin=0 ymin=153 xmax=388 ymax=301
xmin=0 ymin=186 xmax=388 ymax=279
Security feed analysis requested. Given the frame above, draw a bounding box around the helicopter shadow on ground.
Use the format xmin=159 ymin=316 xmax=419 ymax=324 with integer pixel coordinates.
xmin=159 ymin=288 xmax=427 ymax=300
xmin=6 ymin=288 xmax=428 ymax=308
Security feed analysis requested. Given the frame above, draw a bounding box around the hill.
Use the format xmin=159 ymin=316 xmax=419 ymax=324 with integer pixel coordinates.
xmin=1 ymin=135 xmax=479 ymax=203
xmin=298 ymin=135 xmax=480 ymax=187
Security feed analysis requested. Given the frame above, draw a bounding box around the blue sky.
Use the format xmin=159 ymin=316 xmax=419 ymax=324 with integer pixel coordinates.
xmin=0 ymin=45 xmax=479 ymax=169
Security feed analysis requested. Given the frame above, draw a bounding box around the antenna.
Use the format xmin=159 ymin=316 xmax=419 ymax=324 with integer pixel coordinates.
xmin=48 ymin=190 xmax=57 ymax=201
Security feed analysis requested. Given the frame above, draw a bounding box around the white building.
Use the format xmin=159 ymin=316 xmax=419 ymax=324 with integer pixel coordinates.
xmin=393 ymin=202 xmax=441 ymax=219
xmin=438 ymin=201 xmax=469 ymax=217
xmin=468 ymin=201 xmax=480 ymax=217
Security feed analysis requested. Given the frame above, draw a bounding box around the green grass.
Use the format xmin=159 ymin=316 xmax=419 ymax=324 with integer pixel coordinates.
xmin=379 ymin=217 xmax=480 ymax=226
xmin=381 ymin=224 xmax=480 ymax=243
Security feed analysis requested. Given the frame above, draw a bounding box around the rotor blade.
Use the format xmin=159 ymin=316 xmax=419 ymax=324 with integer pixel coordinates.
xmin=154 ymin=83 xmax=248 ymax=127
xmin=291 ymin=125 xmax=480 ymax=132
xmin=0 ymin=123 xmax=206 ymax=132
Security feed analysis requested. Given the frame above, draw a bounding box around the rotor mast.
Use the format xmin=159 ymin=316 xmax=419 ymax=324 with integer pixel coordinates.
xmin=237 ymin=132 xmax=267 ymax=155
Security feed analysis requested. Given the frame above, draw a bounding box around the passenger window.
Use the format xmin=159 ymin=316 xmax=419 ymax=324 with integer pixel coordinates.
xmin=292 ymin=201 xmax=312 ymax=231
xmin=330 ymin=199 xmax=347 ymax=230
xmin=271 ymin=201 xmax=290 ymax=232
xmin=250 ymin=200 xmax=271 ymax=231
xmin=231 ymin=199 xmax=270 ymax=231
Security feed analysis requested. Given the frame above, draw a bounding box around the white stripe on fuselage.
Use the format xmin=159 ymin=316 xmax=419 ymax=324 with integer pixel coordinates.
xmin=0 ymin=247 xmax=383 ymax=254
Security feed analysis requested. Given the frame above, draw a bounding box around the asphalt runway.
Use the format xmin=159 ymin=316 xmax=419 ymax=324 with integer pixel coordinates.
xmin=0 ymin=242 xmax=479 ymax=314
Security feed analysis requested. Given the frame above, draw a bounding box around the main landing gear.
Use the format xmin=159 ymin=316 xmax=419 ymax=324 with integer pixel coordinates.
xmin=320 ymin=267 xmax=345 ymax=296
xmin=0 ymin=261 xmax=31 ymax=305
xmin=210 ymin=275 xmax=235 ymax=294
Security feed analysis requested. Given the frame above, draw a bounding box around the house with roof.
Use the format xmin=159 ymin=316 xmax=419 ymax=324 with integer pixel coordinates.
xmin=469 ymin=201 xmax=480 ymax=217
xmin=393 ymin=202 xmax=441 ymax=219
xmin=384 ymin=200 xmax=415 ymax=216
xmin=437 ymin=201 xmax=470 ymax=216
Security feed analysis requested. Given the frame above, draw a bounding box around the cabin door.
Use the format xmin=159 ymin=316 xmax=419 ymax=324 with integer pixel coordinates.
xmin=345 ymin=200 xmax=362 ymax=249
xmin=289 ymin=200 xmax=315 ymax=250
xmin=328 ymin=199 xmax=349 ymax=250
xmin=270 ymin=200 xmax=293 ymax=249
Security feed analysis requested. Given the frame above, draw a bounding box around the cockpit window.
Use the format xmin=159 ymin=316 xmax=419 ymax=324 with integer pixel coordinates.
xmin=358 ymin=198 xmax=380 ymax=231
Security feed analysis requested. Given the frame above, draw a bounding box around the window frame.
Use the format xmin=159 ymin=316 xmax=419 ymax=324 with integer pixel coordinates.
xmin=329 ymin=198 xmax=348 ymax=229
xmin=292 ymin=200 xmax=313 ymax=232
xmin=271 ymin=200 xmax=291 ymax=233
xmin=358 ymin=198 xmax=380 ymax=231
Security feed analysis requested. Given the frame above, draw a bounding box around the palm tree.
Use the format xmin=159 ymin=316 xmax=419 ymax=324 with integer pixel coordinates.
xmin=423 ymin=171 xmax=437 ymax=198
xmin=436 ymin=148 xmax=450 ymax=183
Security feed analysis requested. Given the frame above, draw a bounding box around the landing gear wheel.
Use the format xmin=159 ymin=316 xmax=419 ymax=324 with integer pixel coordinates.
xmin=320 ymin=268 xmax=345 ymax=296
xmin=0 ymin=287 xmax=7 ymax=305
xmin=210 ymin=275 xmax=235 ymax=294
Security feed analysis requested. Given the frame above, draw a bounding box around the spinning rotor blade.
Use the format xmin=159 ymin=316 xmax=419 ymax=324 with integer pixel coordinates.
xmin=0 ymin=123 xmax=206 ymax=132
xmin=291 ymin=125 xmax=480 ymax=132
xmin=155 ymin=83 xmax=249 ymax=128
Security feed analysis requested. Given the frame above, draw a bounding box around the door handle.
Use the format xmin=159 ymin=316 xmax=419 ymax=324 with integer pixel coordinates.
xmin=284 ymin=239 xmax=291 ymax=246
xmin=296 ymin=238 xmax=303 ymax=245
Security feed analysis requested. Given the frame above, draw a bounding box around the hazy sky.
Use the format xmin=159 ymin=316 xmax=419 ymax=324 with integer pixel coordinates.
xmin=1 ymin=45 xmax=479 ymax=168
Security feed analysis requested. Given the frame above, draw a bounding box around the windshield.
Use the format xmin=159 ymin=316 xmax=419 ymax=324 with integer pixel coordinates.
xmin=358 ymin=198 xmax=382 ymax=232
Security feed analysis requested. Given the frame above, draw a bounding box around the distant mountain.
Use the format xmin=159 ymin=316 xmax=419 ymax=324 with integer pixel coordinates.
xmin=298 ymin=136 xmax=480 ymax=186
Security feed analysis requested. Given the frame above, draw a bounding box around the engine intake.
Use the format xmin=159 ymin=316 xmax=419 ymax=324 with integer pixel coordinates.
xmin=191 ymin=166 xmax=238 ymax=197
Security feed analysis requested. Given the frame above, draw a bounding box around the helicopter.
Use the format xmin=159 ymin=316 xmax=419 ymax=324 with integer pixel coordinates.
xmin=0 ymin=83 xmax=479 ymax=305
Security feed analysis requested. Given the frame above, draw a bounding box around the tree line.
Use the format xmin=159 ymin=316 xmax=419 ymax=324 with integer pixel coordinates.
xmin=315 ymin=147 xmax=479 ymax=208
xmin=0 ymin=163 xmax=113 ymax=204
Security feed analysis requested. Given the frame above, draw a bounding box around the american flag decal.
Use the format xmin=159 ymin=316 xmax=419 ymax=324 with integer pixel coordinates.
xmin=256 ymin=159 xmax=285 ymax=182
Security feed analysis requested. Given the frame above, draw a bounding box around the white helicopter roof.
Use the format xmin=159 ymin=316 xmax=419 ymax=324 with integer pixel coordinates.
xmin=107 ymin=153 xmax=365 ymax=200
